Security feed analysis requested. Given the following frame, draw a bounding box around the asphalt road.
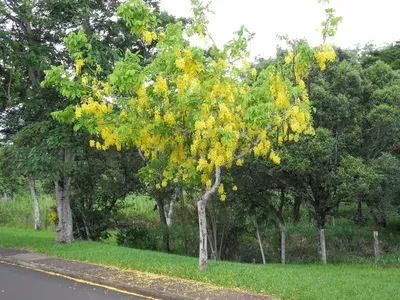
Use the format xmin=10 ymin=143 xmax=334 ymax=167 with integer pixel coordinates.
xmin=0 ymin=262 xmax=147 ymax=300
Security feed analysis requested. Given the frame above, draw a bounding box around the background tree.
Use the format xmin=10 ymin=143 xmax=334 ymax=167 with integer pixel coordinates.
xmin=231 ymin=158 xmax=291 ymax=264
xmin=0 ymin=0 xmax=183 ymax=243
xmin=362 ymin=42 xmax=400 ymax=71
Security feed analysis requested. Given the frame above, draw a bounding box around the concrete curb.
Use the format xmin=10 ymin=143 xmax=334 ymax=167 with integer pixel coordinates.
xmin=0 ymin=256 xmax=186 ymax=300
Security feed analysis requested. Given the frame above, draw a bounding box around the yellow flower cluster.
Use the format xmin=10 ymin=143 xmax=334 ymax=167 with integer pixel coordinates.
xmin=154 ymin=76 xmax=168 ymax=95
xmin=197 ymin=24 xmax=204 ymax=38
xmin=269 ymin=151 xmax=281 ymax=165
xmin=251 ymin=68 xmax=257 ymax=78
xmin=218 ymin=184 xmax=226 ymax=201
xmin=287 ymin=106 xmax=311 ymax=133
xmin=75 ymin=59 xmax=85 ymax=75
xmin=253 ymin=139 xmax=271 ymax=156
xmin=101 ymin=82 xmax=111 ymax=96
xmin=269 ymin=72 xmax=290 ymax=109
xmin=79 ymin=99 xmax=112 ymax=119
xmin=82 ymin=76 xmax=88 ymax=87
xmin=242 ymin=59 xmax=250 ymax=71
xmin=142 ymin=30 xmax=157 ymax=45
xmin=175 ymin=48 xmax=203 ymax=79
xmin=75 ymin=106 xmax=82 ymax=118
xmin=163 ymin=112 xmax=176 ymax=125
xmin=315 ymin=44 xmax=336 ymax=71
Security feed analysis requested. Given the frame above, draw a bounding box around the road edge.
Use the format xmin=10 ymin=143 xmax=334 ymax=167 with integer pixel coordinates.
xmin=0 ymin=257 xmax=187 ymax=300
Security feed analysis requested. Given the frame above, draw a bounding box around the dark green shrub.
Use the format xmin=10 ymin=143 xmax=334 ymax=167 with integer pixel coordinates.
xmin=116 ymin=224 xmax=199 ymax=256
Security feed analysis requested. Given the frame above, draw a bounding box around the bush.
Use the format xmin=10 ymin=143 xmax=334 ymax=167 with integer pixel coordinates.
xmin=116 ymin=224 xmax=199 ymax=256
xmin=117 ymin=226 xmax=160 ymax=251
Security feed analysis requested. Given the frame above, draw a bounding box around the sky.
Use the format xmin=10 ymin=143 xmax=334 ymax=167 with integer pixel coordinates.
xmin=160 ymin=0 xmax=400 ymax=60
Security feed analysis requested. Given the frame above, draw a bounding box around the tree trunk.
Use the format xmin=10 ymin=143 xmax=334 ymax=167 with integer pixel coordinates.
xmin=79 ymin=206 xmax=92 ymax=241
xmin=166 ymin=187 xmax=180 ymax=226
xmin=218 ymin=219 xmax=226 ymax=260
xmin=197 ymin=167 xmax=221 ymax=271
xmin=156 ymin=195 xmax=170 ymax=253
xmin=55 ymin=178 xmax=74 ymax=243
xmin=28 ymin=176 xmax=41 ymax=230
xmin=356 ymin=199 xmax=362 ymax=224
xmin=207 ymin=229 xmax=215 ymax=261
xmin=254 ymin=218 xmax=266 ymax=264
xmin=373 ymin=231 xmax=380 ymax=266
xmin=198 ymin=199 xmax=208 ymax=270
xmin=207 ymin=203 xmax=219 ymax=261
xmin=279 ymin=223 xmax=286 ymax=264
xmin=319 ymin=228 xmax=327 ymax=264
xmin=293 ymin=196 xmax=301 ymax=224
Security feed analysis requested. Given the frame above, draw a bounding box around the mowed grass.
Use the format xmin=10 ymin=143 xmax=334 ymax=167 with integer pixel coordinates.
xmin=0 ymin=227 xmax=399 ymax=300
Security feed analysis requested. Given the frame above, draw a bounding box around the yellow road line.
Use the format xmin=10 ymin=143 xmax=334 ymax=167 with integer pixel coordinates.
xmin=0 ymin=260 xmax=161 ymax=300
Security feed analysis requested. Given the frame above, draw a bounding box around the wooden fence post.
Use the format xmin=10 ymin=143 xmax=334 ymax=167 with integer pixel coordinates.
xmin=319 ymin=229 xmax=327 ymax=264
xmin=373 ymin=231 xmax=380 ymax=266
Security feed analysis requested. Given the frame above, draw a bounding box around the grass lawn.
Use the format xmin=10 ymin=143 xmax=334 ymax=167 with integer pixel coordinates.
xmin=0 ymin=226 xmax=399 ymax=300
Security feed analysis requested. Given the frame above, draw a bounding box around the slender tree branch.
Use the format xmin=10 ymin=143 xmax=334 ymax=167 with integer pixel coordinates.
xmin=7 ymin=68 xmax=13 ymax=105
xmin=137 ymin=148 xmax=148 ymax=164
xmin=201 ymin=167 xmax=221 ymax=205
xmin=221 ymin=135 xmax=261 ymax=168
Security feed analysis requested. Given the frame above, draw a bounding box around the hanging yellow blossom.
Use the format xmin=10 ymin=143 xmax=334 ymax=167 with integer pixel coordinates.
xmin=75 ymin=106 xmax=82 ymax=118
xmin=315 ymin=44 xmax=336 ymax=71
xmin=154 ymin=76 xmax=168 ymax=95
xmin=142 ymin=30 xmax=157 ymax=45
xmin=163 ymin=112 xmax=176 ymax=125
xmin=75 ymin=59 xmax=85 ymax=75
xmin=270 ymin=151 xmax=281 ymax=165
xmin=218 ymin=184 xmax=224 ymax=195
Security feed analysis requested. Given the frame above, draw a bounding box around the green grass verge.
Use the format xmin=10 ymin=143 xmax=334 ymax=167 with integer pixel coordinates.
xmin=0 ymin=227 xmax=399 ymax=300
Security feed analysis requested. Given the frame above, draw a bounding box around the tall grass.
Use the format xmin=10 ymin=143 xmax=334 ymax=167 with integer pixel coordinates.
xmin=0 ymin=192 xmax=55 ymax=229
xmin=120 ymin=194 xmax=158 ymax=223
